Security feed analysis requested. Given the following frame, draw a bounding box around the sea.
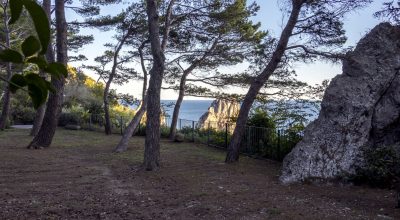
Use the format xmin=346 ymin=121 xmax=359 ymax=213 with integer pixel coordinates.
xmin=130 ymin=99 xmax=320 ymax=124
xmin=161 ymin=100 xmax=213 ymax=122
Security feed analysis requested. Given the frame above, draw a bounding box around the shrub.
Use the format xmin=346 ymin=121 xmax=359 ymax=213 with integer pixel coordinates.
xmin=11 ymin=107 xmax=35 ymax=124
xmin=136 ymin=124 xmax=146 ymax=136
xmin=175 ymin=132 xmax=185 ymax=142
xmin=58 ymin=113 xmax=81 ymax=126
xmin=351 ymin=145 xmax=400 ymax=188
xmin=160 ymin=125 xmax=170 ymax=138
xmin=65 ymin=124 xmax=81 ymax=130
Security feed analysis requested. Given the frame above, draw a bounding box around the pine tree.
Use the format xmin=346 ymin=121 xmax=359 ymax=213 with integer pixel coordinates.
xmin=375 ymin=1 xmax=400 ymax=23
xmin=225 ymin=0 xmax=372 ymax=162
xmin=165 ymin=0 xmax=265 ymax=140
xmin=27 ymin=0 xmax=68 ymax=149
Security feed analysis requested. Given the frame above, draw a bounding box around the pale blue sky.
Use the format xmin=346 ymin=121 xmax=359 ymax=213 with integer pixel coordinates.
xmin=70 ymin=0 xmax=385 ymax=100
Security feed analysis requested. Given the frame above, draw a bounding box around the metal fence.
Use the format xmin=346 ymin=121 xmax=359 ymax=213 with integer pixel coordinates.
xmin=169 ymin=119 xmax=303 ymax=161
xmin=59 ymin=113 xmax=303 ymax=161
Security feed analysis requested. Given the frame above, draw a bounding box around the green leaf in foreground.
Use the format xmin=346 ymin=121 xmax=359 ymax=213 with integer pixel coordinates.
xmin=26 ymin=56 xmax=48 ymax=69
xmin=9 ymin=74 xmax=27 ymax=93
xmin=28 ymin=83 xmax=47 ymax=108
xmin=23 ymin=0 xmax=50 ymax=55
xmin=0 ymin=49 xmax=24 ymax=63
xmin=22 ymin=36 xmax=41 ymax=57
xmin=25 ymin=73 xmax=49 ymax=108
xmin=45 ymin=62 xmax=69 ymax=78
xmin=9 ymin=0 xmax=23 ymax=24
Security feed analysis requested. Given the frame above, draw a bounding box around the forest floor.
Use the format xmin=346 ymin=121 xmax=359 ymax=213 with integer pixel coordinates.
xmin=0 ymin=128 xmax=399 ymax=220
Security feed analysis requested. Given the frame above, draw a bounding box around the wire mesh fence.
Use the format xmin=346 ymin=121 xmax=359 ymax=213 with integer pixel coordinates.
xmin=58 ymin=113 xmax=131 ymax=135
xmin=174 ymin=120 xmax=303 ymax=161
xmin=57 ymin=113 xmax=303 ymax=161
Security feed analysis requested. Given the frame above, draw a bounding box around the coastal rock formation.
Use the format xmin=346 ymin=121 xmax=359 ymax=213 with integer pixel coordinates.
xmin=281 ymin=23 xmax=400 ymax=183
xmin=198 ymin=99 xmax=240 ymax=131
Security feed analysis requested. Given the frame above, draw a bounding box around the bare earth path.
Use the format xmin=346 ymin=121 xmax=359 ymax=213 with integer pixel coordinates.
xmin=0 ymin=129 xmax=399 ymax=219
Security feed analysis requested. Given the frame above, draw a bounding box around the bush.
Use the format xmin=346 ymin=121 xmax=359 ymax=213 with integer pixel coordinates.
xmin=160 ymin=125 xmax=170 ymax=138
xmin=175 ymin=132 xmax=185 ymax=142
xmin=10 ymin=90 xmax=35 ymax=124
xmin=58 ymin=113 xmax=81 ymax=126
xmin=351 ymin=145 xmax=400 ymax=188
xmin=65 ymin=124 xmax=81 ymax=130
xmin=136 ymin=124 xmax=146 ymax=136
xmin=11 ymin=107 xmax=35 ymax=124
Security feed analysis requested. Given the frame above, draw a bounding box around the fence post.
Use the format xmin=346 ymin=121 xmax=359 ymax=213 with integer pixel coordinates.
xmin=120 ymin=116 xmax=123 ymax=135
xmin=207 ymin=122 xmax=210 ymax=146
xmin=225 ymin=123 xmax=228 ymax=148
xmin=192 ymin=120 xmax=195 ymax=142
xmin=179 ymin=119 xmax=182 ymax=130
xmin=247 ymin=126 xmax=250 ymax=153
xmin=277 ymin=130 xmax=281 ymax=160
xmin=89 ymin=114 xmax=92 ymax=130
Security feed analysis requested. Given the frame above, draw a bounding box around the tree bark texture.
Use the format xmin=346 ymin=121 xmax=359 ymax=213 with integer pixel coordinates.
xmin=30 ymin=0 xmax=55 ymax=136
xmin=103 ymin=29 xmax=132 ymax=135
xmin=0 ymin=2 xmax=12 ymax=130
xmin=103 ymin=82 xmax=112 ymax=135
xmin=27 ymin=0 xmax=67 ymax=148
xmin=114 ymin=102 xmax=146 ymax=152
xmin=143 ymin=0 xmax=174 ymax=170
xmin=225 ymin=0 xmax=304 ymax=162
xmin=114 ymin=41 xmax=148 ymax=152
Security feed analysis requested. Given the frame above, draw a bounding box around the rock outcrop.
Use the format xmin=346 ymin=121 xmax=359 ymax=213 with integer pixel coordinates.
xmin=198 ymin=99 xmax=240 ymax=131
xmin=281 ymin=23 xmax=400 ymax=183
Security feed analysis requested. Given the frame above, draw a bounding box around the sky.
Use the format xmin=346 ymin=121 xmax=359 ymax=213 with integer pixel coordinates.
xmin=70 ymin=0 xmax=385 ymax=100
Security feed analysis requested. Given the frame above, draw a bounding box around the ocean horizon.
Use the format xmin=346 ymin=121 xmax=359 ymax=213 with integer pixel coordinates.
xmin=129 ymin=99 xmax=320 ymax=124
xmin=161 ymin=100 xmax=213 ymax=122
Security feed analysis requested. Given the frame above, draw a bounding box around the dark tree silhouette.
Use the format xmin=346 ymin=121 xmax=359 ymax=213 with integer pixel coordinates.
xmin=27 ymin=0 xmax=68 ymax=149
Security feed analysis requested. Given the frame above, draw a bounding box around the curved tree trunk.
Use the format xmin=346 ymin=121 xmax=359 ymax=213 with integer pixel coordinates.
xmin=30 ymin=0 xmax=54 ymax=136
xmin=225 ymin=1 xmax=303 ymax=163
xmin=27 ymin=0 xmax=67 ymax=149
xmin=103 ymin=30 xmax=131 ymax=135
xmin=0 ymin=4 xmax=12 ymax=130
xmin=30 ymin=104 xmax=46 ymax=136
xmin=168 ymin=39 xmax=218 ymax=140
xmin=114 ymin=40 xmax=149 ymax=152
xmin=143 ymin=0 xmax=175 ymax=170
xmin=168 ymin=76 xmax=186 ymax=140
xmin=114 ymin=102 xmax=147 ymax=152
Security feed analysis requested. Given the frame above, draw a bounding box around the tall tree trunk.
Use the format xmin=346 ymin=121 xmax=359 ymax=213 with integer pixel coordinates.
xmin=27 ymin=0 xmax=68 ymax=149
xmin=114 ymin=41 xmax=148 ymax=152
xmin=30 ymin=103 xmax=45 ymax=136
xmin=30 ymin=0 xmax=54 ymax=136
xmin=114 ymin=102 xmax=146 ymax=152
xmin=168 ymin=74 xmax=187 ymax=140
xmin=0 ymin=64 xmax=11 ymax=130
xmin=103 ymin=81 xmax=113 ymax=135
xmin=225 ymin=1 xmax=303 ymax=162
xmin=144 ymin=0 xmax=174 ymax=170
xmin=0 ymin=2 xmax=12 ymax=130
xmin=103 ymin=32 xmax=130 ymax=135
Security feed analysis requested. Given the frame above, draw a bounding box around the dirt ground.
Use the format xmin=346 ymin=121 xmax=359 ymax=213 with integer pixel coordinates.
xmin=0 ymin=129 xmax=399 ymax=219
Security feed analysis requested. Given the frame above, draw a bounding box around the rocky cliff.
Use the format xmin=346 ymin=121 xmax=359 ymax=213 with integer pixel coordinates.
xmin=198 ymin=99 xmax=240 ymax=131
xmin=280 ymin=23 xmax=400 ymax=183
